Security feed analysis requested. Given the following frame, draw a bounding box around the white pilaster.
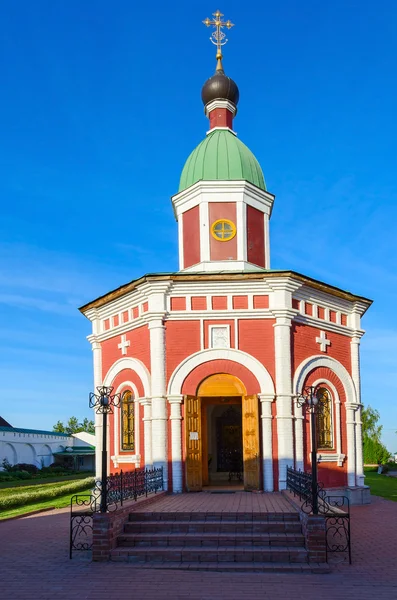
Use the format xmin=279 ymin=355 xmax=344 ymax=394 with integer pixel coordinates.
xmin=140 ymin=398 xmax=152 ymax=468
xmin=264 ymin=213 xmax=271 ymax=269
xmin=87 ymin=315 xmax=103 ymax=479
xmin=178 ymin=216 xmax=184 ymax=270
xmin=168 ymin=395 xmax=183 ymax=493
xmin=236 ymin=200 xmax=247 ymax=261
xmin=199 ymin=201 xmax=210 ymax=262
xmin=294 ymin=399 xmax=304 ymax=471
xmin=346 ymin=403 xmax=357 ymax=487
xmin=148 ymin=316 xmax=168 ymax=490
xmin=259 ymin=394 xmax=274 ymax=491
xmin=351 ymin=335 xmax=364 ymax=486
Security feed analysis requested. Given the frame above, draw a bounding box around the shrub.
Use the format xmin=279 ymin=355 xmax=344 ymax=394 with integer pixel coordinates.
xmin=13 ymin=470 xmax=32 ymax=480
xmin=11 ymin=463 xmax=38 ymax=474
xmin=0 ymin=476 xmax=95 ymax=510
xmin=1 ymin=459 xmax=13 ymax=472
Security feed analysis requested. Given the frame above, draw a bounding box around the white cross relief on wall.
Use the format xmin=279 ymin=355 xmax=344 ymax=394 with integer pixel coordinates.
xmin=316 ymin=330 xmax=331 ymax=353
xmin=118 ymin=334 xmax=130 ymax=355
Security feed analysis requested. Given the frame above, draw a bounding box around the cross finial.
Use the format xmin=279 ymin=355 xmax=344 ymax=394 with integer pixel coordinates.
xmin=203 ymin=9 xmax=234 ymax=72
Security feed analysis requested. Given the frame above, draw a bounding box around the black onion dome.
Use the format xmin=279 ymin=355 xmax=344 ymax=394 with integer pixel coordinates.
xmin=201 ymin=70 xmax=240 ymax=107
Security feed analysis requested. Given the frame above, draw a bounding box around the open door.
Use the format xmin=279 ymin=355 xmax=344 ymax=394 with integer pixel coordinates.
xmin=242 ymin=394 xmax=260 ymax=490
xmin=185 ymin=395 xmax=202 ymax=491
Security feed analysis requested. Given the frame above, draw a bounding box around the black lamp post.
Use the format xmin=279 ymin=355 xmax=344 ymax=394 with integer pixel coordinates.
xmin=89 ymin=386 xmax=121 ymax=513
xmin=296 ymin=386 xmax=328 ymax=515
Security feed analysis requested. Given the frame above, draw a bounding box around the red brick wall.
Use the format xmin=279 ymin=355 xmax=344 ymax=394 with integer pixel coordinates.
xmin=165 ymin=320 xmax=201 ymax=383
xmin=211 ymin=296 xmax=228 ymax=310
xmin=232 ymin=295 xmax=248 ymax=309
xmin=183 ymin=205 xmax=200 ymax=268
xmin=209 ymin=202 xmax=237 ymax=261
xmin=253 ymin=295 xmax=269 ymax=309
xmin=170 ymin=297 xmax=186 ymax=311
xmin=292 ymin=323 xmax=351 ymax=374
xmin=238 ymin=319 xmax=276 ymax=382
xmin=191 ymin=296 xmax=207 ymax=311
xmin=101 ymin=325 xmax=151 ymax=378
xmin=247 ymin=205 xmax=265 ymax=267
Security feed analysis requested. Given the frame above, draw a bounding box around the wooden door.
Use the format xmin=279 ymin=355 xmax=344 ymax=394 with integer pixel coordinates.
xmin=185 ymin=395 xmax=202 ymax=491
xmin=242 ymin=394 xmax=260 ymax=491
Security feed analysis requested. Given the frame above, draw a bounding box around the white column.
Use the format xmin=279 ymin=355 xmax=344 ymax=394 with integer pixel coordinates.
xmin=259 ymin=394 xmax=274 ymax=491
xmin=264 ymin=213 xmax=271 ymax=269
xmin=88 ymin=331 xmax=103 ymax=480
xmin=149 ymin=318 xmax=168 ymax=490
xmin=294 ymin=400 xmax=304 ymax=471
xmin=351 ymin=336 xmax=364 ymax=487
xmin=140 ymin=399 xmax=152 ymax=468
xmin=273 ymin=311 xmax=295 ymax=490
xmin=236 ymin=200 xmax=247 ymax=261
xmin=200 ymin=201 xmax=210 ymax=262
xmin=346 ymin=404 xmax=357 ymax=487
xmin=178 ymin=216 xmax=184 ymax=270
xmin=168 ymin=395 xmax=183 ymax=493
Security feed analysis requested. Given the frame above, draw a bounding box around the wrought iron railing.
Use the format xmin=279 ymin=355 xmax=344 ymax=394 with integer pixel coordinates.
xmin=70 ymin=466 xmax=163 ymax=558
xmin=286 ymin=466 xmax=351 ymax=564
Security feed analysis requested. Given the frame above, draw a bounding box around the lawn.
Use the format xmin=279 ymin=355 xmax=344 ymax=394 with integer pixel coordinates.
xmin=0 ymin=472 xmax=94 ymax=489
xmin=364 ymin=467 xmax=397 ymax=502
xmin=0 ymin=487 xmax=93 ymax=520
xmin=0 ymin=476 xmax=95 ymax=519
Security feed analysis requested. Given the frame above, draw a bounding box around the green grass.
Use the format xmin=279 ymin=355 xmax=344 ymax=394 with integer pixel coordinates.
xmin=364 ymin=467 xmax=397 ymax=502
xmin=0 ymin=477 xmax=95 ymax=510
xmin=0 ymin=472 xmax=94 ymax=489
xmin=0 ymin=487 xmax=93 ymax=520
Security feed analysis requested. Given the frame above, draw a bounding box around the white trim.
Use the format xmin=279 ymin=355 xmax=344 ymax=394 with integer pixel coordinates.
xmin=200 ymin=201 xmax=210 ymax=262
xmin=208 ymin=324 xmax=231 ymax=349
xmin=236 ymin=200 xmax=246 ymax=261
xmin=167 ymin=348 xmax=275 ymax=396
xmin=103 ymin=357 xmax=151 ymax=397
xmin=113 ymin=381 xmax=140 ymax=461
xmin=293 ymin=355 xmax=357 ymax=404
xmin=206 ymin=126 xmax=237 ymax=136
xmin=178 ymin=215 xmax=184 ymax=270
xmin=311 ymin=378 xmax=342 ymax=462
xmin=204 ymin=99 xmax=237 ymax=117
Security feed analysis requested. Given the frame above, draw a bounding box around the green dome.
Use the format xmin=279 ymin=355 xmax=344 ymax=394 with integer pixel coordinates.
xmin=179 ymin=129 xmax=266 ymax=192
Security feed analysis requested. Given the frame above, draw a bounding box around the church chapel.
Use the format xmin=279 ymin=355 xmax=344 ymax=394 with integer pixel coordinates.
xmin=80 ymin=13 xmax=371 ymax=498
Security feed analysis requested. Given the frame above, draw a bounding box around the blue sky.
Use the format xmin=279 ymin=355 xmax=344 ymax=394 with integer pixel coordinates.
xmin=0 ymin=1 xmax=396 ymax=451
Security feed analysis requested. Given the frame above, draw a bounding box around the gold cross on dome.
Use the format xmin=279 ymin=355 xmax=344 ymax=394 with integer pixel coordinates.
xmin=203 ymin=9 xmax=234 ymax=70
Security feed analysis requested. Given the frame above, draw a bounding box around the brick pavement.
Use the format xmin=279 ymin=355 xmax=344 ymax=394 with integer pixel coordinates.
xmin=1 ymin=495 xmax=396 ymax=600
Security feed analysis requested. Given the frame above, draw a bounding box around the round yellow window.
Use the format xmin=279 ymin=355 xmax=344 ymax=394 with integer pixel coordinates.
xmin=211 ymin=219 xmax=237 ymax=241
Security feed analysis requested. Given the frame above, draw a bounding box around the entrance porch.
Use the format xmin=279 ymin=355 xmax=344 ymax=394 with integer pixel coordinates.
xmin=185 ymin=374 xmax=261 ymax=492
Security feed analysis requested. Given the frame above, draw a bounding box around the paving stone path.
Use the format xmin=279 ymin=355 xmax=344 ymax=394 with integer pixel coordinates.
xmin=1 ymin=494 xmax=396 ymax=600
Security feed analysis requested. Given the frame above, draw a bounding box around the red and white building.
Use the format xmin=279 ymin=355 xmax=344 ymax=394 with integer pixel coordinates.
xmin=80 ymin=57 xmax=371 ymax=502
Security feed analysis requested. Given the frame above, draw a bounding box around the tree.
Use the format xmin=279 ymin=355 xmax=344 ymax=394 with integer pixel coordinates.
xmin=362 ymin=405 xmax=390 ymax=464
xmin=362 ymin=406 xmax=382 ymax=441
xmin=53 ymin=417 xmax=95 ymax=435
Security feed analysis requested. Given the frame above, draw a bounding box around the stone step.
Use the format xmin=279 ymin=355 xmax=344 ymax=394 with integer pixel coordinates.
xmin=110 ymin=545 xmax=309 ymax=564
xmin=117 ymin=532 xmax=305 ymax=548
xmin=124 ymin=519 xmax=302 ymax=534
xmin=111 ymin=560 xmax=330 ymax=574
xmin=128 ymin=511 xmax=300 ymax=523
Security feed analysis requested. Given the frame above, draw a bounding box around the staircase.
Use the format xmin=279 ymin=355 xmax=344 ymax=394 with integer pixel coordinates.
xmin=111 ymin=507 xmax=329 ymax=573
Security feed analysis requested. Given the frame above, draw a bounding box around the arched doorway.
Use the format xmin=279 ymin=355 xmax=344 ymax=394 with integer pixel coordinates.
xmin=185 ymin=374 xmax=260 ymax=492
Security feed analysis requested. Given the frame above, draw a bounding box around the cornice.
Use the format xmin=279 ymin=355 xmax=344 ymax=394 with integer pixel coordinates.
xmin=79 ymin=270 xmax=372 ymax=315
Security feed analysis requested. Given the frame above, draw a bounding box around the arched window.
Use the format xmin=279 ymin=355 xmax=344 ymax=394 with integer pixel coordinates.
xmin=121 ymin=390 xmax=135 ymax=451
xmin=316 ymin=388 xmax=333 ymax=449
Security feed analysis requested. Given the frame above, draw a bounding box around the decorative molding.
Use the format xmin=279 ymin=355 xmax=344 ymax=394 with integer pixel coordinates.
xmin=167 ymin=348 xmax=275 ymax=396
xmin=102 ymin=357 xmax=151 ymax=398
xmin=293 ymin=355 xmax=357 ymax=404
